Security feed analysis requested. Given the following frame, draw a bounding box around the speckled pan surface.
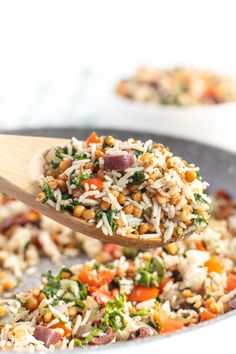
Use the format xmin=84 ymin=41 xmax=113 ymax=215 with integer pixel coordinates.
xmin=2 ymin=127 xmax=236 ymax=354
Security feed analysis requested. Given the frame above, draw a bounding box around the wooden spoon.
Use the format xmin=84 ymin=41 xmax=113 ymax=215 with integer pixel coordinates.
xmin=0 ymin=134 xmax=163 ymax=248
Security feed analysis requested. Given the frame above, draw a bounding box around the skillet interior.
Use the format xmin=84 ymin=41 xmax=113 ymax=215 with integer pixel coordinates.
xmin=1 ymin=126 xmax=236 ymax=352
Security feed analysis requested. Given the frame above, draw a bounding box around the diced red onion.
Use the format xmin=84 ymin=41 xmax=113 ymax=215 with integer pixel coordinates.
xmin=103 ymin=151 xmax=134 ymax=170
xmin=34 ymin=325 xmax=61 ymax=347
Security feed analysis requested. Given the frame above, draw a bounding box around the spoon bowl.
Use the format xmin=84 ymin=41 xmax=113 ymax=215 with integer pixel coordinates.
xmin=0 ymin=134 xmax=163 ymax=248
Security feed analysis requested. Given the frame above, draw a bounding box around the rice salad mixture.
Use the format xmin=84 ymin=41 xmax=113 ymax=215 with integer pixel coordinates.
xmin=0 ymin=191 xmax=236 ymax=351
xmin=36 ymin=132 xmax=210 ymax=243
xmin=116 ymin=67 xmax=236 ymax=106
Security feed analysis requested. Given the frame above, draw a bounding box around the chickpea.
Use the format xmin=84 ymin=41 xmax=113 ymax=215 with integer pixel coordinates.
xmin=155 ymin=192 xmax=167 ymax=205
xmin=180 ymin=210 xmax=192 ymax=224
xmin=133 ymin=207 xmax=142 ymax=218
xmin=166 ymin=157 xmax=172 ymax=169
xmin=128 ymin=185 xmax=139 ymax=193
xmin=104 ymin=135 xmax=115 ymax=147
xmin=117 ymin=194 xmax=125 ymax=204
xmin=26 ymin=297 xmax=38 ymax=311
xmin=32 ymin=288 xmax=40 ymax=297
xmin=82 ymin=209 xmax=96 ymax=220
xmin=73 ymin=205 xmax=86 ymax=218
xmin=95 ymin=149 xmax=104 ymax=160
xmin=149 ymin=172 xmax=158 ymax=181
xmin=140 ymin=152 xmax=152 ymax=166
xmin=139 ymin=223 xmax=149 ymax=234
xmin=36 ymin=192 xmax=46 ymax=202
xmin=182 ymin=289 xmax=192 ymax=298
xmin=148 ymin=224 xmax=156 ymax=232
xmin=68 ymin=306 xmax=78 ymax=316
xmin=209 ymin=302 xmax=221 ymax=314
xmin=110 ymin=189 xmax=119 ymax=198
xmin=44 ymin=312 xmax=53 ymax=323
xmin=56 ymin=179 xmax=67 ymax=193
xmin=59 ymin=159 xmax=72 ymax=172
xmin=123 ymin=204 xmax=134 ymax=215
xmin=170 ymin=195 xmax=182 ymax=205
xmin=38 ymin=292 xmax=46 ymax=303
xmin=132 ymin=191 xmax=142 ymax=203
xmin=185 ymin=171 xmax=196 ymax=183
xmin=48 ymin=179 xmax=58 ymax=190
xmin=100 ymin=200 xmax=111 ymax=211
xmin=165 ymin=243 xmax=179 ymax=255
xmin=97 ymin=169 xmax=105 ymax=180
xmin=46 ymin=169 xmax=56 ymax=177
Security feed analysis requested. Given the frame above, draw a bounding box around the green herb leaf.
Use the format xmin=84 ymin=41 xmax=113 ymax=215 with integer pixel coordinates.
xmin=194 ymin=193 xmax=209 ymax=204
xmin=74 ymin=153 xmax=88 ymax=160
xmin=71 ymin=172 xmax=91 ymax=188
xmin=106 ymin=209 xmax=117 ymax=232
xmin=128 ymin=171 xmax=145 ymax=185
xmin=42 ymin=182 xmax=52 ymax=203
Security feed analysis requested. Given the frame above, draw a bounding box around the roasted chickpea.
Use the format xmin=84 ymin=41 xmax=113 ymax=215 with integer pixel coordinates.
xmin=95 ymin=149 xmax=104 ymax=160
xmin=73 ymin=205 xmax=86 ymax=218
xmin=56 ymin=179 xmax=67 ymax=193
xmin=139 ymin=223 xmax=149 ymax=234
xmin=155 ymin=192 xmax=167 ymax=205
xmin=82 ymin=209 xmax=96 ymax=220
xmin=123 ymin=204 xmax=134 ymax=215
xmin=133 ymin=207 xmax=142 ymax=218
xmin=26 ymin=297 xmax=38 ymax=311
xmin=117 ymin=194 xmax=125 ymax=204
xmin=132 ymin=191 xmax=142 ymax=203
xmin=101 ymin=200 xmax=111 ymax=211
xmin=59 ymin=159 xmax=72 ymax=172
xmin=185 ymin=171 xmax=196 ymax=183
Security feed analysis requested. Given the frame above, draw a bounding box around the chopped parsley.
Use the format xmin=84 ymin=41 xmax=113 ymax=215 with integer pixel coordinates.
xmin=196 ymin=170 xmax=202 ymax=181
xmin=61 ymin=200 xmax=81 ymax=211
xmin=71 ymin=172 xmax=91 ymax=189
xmin=137 ymin=257 xmax=165 ymax=287
xmin=194 ymin=193 xmax=209 ymax=204
xmin=182 ymin=312 xmax=190 ymax=319
xmin=131 ymin=309 xmax=149 ymax=317
xmin=128 ymin=171 xmax=146 ymax=185
xmin=194 ymin=214 xmax=208 ymax=228
xmin=102 ymin=295 xmax=126 ymax=331
xmin=96 ymin=209 xmax=117 ymax=232
xmin=55 ymin=148 xmax=64 ymax=160
xmin=50 ymin=161 xmax=59 ymax=169
xmin=42 ymin=182 xmax=52 ymax=203
xmin=74 ymin=153 xmax=88 ymax=160
xmin=133 ymin=150 xmax=143 ymax=158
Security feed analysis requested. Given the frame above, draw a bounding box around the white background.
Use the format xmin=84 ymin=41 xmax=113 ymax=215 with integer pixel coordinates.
xmin=0 ymin=0 xmax=236 ymax=134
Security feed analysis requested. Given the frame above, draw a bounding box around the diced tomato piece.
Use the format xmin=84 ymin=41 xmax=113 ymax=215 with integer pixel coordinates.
xmin=159 ymin=317 xmax=184 ymax=334
xmin=160 ymin=278 xmax=173 ymax=293
xmin=86 ymin=132 xmax=100 ymax=146
xmin=79 ymin=267 xmax=115 ymax=287
xmin=227 ymin=271 xmax=236 ymax=292
xmin=128 ymin=285 xmax=159 ymax=302
xmin=200 ymin=309 xmax=217 ymax=322
xmin=214 ymin=189 xmax=231 ymax=200
xmin=204 ymin=255 xmax=223 ymax=274
xmin=81 ymin=177 xmax=103 ymax=190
